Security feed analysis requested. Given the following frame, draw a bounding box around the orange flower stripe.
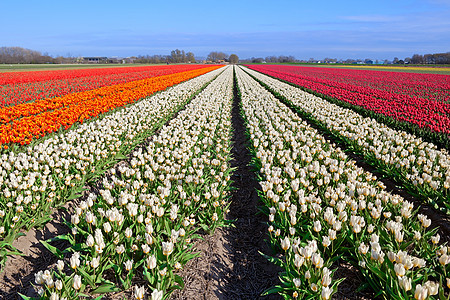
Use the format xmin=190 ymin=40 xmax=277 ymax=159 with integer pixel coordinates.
xmin=0 ymin=66 xmax=221 ymax=146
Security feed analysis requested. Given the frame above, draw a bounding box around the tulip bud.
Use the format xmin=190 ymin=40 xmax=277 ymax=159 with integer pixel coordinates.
xmin=146 ymin=255 xmax=157 ymax=269
xmin=398 ymin=276 xmax=411 ymax=292
xmin=124 ymin=259 xmax=133 ymax=272
xmin=135 ymin=285 xmax=145 ymax=300
xmin=73 ymin=274 xmax=82 ymax=290
xmin=313 ymin=220 xmax=321 ymax=233
xmin=281 ymin=236 xmax=290 ymax=251
xmin=293 ymin=278 xmax=301 ymax=288
xmin=55 ymin=279 xmax=63 ymax=290
xmin=162 ymin=241 xmax=174 ymax=256
xmin=321 ymin=286 xmax=332 ymax=300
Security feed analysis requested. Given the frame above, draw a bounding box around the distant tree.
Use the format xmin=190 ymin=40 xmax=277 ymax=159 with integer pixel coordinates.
xmin=393 ymin=57 xmax=399 ymax=64
xmin=423 ymin=54 xmax=435 ymax=64
xmin=411 ymin=54 xmax=424 ymax=64
xmin=170 ymin=49 xmax=182 ymax=63
xmin=265 ymin=56 xmax=278 ymax=63
xmin=0 ymin=46 xmax=55 ymax=64
xmin=229 ymin=54 xmax=239 ymax=64
xmin=207 ymin=51 xmax=228 ymax=62
xmin=252 ymin=57 xmax=264 ymax=63
xmin=186 ymin=52 xmax=195 ymax=63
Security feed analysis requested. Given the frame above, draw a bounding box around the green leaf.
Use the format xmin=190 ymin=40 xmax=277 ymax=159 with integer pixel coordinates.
xmin=18 ymin=293 xmax=33 ymax=300
xmin=40 ymin=240 xmax=63 ymax=259
xmin=143 ymin=266 xmax=156 ymax=285
xmin=67 ymin=192 xmax=83 ymax=201
xmin=180 ymin=251 xmax=200 ymax=263
xmin=199 ymin=223 xmax=209 ymax=231
xmin=45 ymin=234 xmax=74 ymax=245
xmin=259 ymin=251 xmax=284 ymax=267
xmin=77 ymin=266 xmax=97 ymax=287
xmin=115 ymin=153 xmax=128 ymax=160
xmin=174 ymin=274 xmax=185 ymax=289
xmin=261 ymin=285 xmax=284 ymax=296
xmin=91 ymin=283 xmax=121 ymax=294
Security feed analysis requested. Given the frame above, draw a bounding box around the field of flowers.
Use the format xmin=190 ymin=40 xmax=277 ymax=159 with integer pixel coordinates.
xmin=0 ymin=66 xmax=221 ymax=147
xmin=0 ymin=65 xmax=212 ymax=107
xmin=0 ymin=65 xmax=224 ymax=272
xmin=1 ymin=64 xmax=449 ymax=300
xmin=243 ymin=67 xmax=450 ymax=214
xmin=246 ymin=65 xmax=450 ymax=146
xmin=29 ymin=66 xmax=234 ymax=299
xmin=235 ymin=66 xmax=450 ymax=299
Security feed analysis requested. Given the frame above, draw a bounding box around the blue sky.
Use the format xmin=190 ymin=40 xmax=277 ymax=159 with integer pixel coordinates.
xmin=1 ymin=0 xmax=449 ymax=60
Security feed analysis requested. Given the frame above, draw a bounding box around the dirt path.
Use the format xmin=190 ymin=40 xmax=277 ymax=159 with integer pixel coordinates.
xmin=0 ymin=205 xmax=71 ymax=299
xmin=171 ymin=69 xmax=282 ymax=300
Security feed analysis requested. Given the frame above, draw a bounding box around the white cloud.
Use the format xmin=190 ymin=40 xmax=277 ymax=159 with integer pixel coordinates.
xmin=340 ymin=15 xmax=403 ymax=22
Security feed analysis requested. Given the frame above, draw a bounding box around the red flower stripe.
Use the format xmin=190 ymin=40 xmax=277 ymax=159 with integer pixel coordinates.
xmin=0 ymin=66 xmax=221 ymax=146
xmin=246 ymin=65 xmax=450 ymax=134
xmin=0 ymin=65 xmax=211 ymax=108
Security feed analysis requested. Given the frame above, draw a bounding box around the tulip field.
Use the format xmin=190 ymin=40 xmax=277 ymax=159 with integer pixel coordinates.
xmin=0 ymin=65 xmax=212 ymax=107
xmin=0 ymin=64 xmax=449 ymax=299
xmin=246 ymin=65 xmax=450 ymax=149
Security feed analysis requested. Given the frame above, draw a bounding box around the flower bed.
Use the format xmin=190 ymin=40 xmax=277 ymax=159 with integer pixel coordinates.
xmin=0 ymin=66 xmax=221 ymax=146
xmin=29 ymin=66 xmax=235 ymax=299
xmin=0 ymin=67 xmax=225 ymax=270
xmin=0 ymin=65 xmax=212 ymax=107
xmin=246 ymin=65 xmax=450 ymax=135
xmin=243 ymin=66 xmax=450 ymax=214
xmin=235 ymin=66 xmax=449 ymax=299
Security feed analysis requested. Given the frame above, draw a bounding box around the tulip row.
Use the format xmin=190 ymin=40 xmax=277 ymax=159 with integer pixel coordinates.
xmin=246 ymin=65 xmax=450 ymax=104
xmin=0 ymin=65 xmax=216 ymax=124
xmin=29 ymin=66 xmax=235 ymax=299
xmin=0 ymin=66 xmax=221 ymax=147
xmin=0 ymin=67 xmax=225 ymax=269
xmin=0 ymin=64 xmax=211 ymax=107
xmin=246 ymin=65 xmax=450 ymax=149
xmin=235 ymin=66 xmax=449 ymax=299
xmin=243 ymin=66 xmax=450 ymax=214
xmin=246 ymin=65 xmax=450 ymax=134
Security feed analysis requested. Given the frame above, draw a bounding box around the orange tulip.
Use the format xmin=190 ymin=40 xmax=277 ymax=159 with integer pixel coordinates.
xmin=0 ymin=66 xmax=221 ymax=147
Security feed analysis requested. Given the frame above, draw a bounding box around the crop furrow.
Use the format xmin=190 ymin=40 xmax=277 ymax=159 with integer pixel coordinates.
xmin=0 ymin=67 xmax=225 ymax=270
xmin=235 ymin=65 xmax=449 ymax=300
xmin=29 ymin=65 xmax=235 ymax=299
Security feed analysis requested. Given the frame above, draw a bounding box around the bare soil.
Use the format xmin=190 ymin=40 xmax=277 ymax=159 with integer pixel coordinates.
xmin=0 ymin=204 xmax=71 ymax=299
xmin=171 ymin=75 xmax=282 ymax=300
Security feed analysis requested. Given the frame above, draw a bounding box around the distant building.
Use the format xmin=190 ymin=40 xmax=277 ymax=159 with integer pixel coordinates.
xmin=82 ymin=57 xmax=108 ymax=63
xmin=107 ymin=57 xmax=122 ymax=64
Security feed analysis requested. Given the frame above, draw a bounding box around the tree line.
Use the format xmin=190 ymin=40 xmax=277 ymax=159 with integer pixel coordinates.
xmin=135 ymin=49 xmax=196 ymax=63
xmin=6 ymin=45 xmax=447 ymax=65
xmin=240 ymin=55 xmax=296 ymax=63
xmin=130 ymin=50 xmax=239 ymax=64
xmin=408 ymin=52 xmax=450 ymax=64
xmin=0 ymin=47 xmax=77 ymax=64
xmin=0 ymin=47 xmax=240 ymax=64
